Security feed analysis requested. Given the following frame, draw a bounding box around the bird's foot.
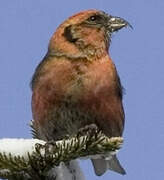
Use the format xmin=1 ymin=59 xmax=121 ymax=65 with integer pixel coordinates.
xmin=77 ymin=124 xmax=98 ymax=136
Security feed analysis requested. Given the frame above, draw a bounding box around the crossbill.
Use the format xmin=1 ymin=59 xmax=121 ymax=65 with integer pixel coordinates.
xmin=31 ymin=9 xmax=130 ymax=176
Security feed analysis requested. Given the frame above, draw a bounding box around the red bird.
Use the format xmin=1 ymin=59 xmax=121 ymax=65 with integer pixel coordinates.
xmin=31 ymin=9 xmax=130 ymax=176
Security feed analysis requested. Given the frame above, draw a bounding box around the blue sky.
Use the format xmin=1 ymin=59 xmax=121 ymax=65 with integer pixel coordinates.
xmin=0 ymin=0 xmax=164 ymax=179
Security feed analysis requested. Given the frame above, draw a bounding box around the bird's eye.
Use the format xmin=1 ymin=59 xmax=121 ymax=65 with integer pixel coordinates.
xmin=88 ymin=15 xmax=102 ymax=22
xmin=89 ymin=16 xmax=97 ymax=21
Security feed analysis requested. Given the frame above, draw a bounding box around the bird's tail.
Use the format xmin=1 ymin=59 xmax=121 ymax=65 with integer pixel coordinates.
xmin=91 ymin=155 xmax=126 ymax=176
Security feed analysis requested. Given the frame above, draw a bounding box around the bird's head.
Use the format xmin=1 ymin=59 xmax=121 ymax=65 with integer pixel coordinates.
xmin=49 ymin=10 xmax=131 ymax=60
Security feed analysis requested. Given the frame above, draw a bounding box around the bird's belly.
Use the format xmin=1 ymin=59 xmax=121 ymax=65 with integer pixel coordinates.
xmin=36 ymin=101 xmax=96 ymax=141
xmin=32 ymin=61 xmax=123 ymax=140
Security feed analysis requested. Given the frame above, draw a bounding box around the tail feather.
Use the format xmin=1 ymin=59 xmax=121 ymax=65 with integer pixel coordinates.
xmin=91 ymin=155 xmax=126 ymax=176
xmin=91 ymin=158 xmax=107 ymax=176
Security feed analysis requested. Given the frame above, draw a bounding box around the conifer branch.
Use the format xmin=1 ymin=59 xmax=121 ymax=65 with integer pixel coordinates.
xmin=0 ymin=128 xmax=123 ymax=180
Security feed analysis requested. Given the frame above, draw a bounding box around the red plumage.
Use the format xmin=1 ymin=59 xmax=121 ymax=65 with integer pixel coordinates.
xmin=31 ymin=9 xmax=130 ymax=176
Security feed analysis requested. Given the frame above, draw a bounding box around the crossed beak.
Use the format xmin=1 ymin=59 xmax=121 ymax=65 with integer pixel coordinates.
xmin=107 ymin=16 xmax=132 ymax=33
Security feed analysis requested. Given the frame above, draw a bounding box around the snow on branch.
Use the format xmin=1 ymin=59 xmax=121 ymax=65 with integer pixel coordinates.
xmin=0 ymin=128 xmax=123 ymax=180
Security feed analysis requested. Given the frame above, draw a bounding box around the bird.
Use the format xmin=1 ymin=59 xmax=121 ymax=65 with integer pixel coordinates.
xmin=31 ymin=9 xmax=131 ymax=176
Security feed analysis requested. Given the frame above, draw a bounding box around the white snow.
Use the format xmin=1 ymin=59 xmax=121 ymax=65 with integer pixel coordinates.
xmin=0 ymin=138 xmax=86 ymax=180
xmin=47 ymin=160 xmax=85 ymax=180
xmin=0 ymin=137 xmax=120 ymax=180
xmin=0 ymin=138 xmax=45 ymax=157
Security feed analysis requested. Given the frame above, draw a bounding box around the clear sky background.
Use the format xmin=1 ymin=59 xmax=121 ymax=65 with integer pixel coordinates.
xmin=0 ymin=0 xmax=163 ymax=180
